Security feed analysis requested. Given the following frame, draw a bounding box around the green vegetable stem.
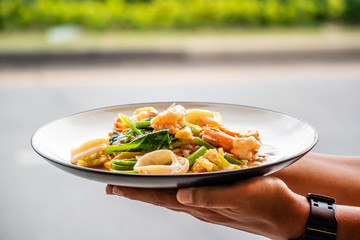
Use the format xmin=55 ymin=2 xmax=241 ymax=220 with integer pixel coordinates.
xmin=172 ymin=139 xmax=190 ymax=148
xmin=112 ymin=158 xmax=137 ymax=166
xmin=187 ymin=146 xmax=207 ymax=167
xmin=112 ymin=162 xmax=135 ymax=170
xmin=135 ymin=121 xmax=152 ymax=129
xmin=192 ymin=137 xmax=216 ymax=149
xmin=184 ymin=123 xmax=201 ymax=133
xmin=224 ymin=155 xmax=245 ymax=165
xmin=110 ymin=169 xmax=138 ymax=174
xmin=119 ymin=114 xmax=143 ymax=135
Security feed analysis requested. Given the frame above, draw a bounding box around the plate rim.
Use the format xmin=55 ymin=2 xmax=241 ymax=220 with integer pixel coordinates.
xmin=31 ymin=101 xmax=318 ymax=178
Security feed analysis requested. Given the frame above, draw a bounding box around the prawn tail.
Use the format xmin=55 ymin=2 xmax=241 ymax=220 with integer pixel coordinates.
xmin=201 ymin=127 xmax=233 ymax=152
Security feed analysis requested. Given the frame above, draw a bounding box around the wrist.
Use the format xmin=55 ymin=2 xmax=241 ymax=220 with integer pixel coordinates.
xmin=265 ymin=190 xmax=309 ymax=240
xmin=283 ymin=193 xmax=310 ymax=239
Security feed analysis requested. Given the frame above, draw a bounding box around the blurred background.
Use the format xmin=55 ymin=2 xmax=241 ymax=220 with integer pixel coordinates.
xmin=1 ymin=0 xmax=360 ymax=240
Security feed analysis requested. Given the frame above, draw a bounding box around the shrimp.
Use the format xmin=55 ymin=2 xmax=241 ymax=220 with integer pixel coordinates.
xmin=201 ymin=127 xmax=260 ymax=160
xmin=114 ymin=117 xmax=129 ymax=132
xmin=150 ymin=104 xmax=186 ymax=134
xmin=132 ymin=107 xmax=158 ymax=122
xmin=232 ymin=137 xmax=260 ymax=160
xmin=133 ymin=150 xmax=189 ymax=174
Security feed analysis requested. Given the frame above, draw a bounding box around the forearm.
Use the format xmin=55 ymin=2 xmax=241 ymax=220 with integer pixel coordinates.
xmin=271 ymin=152 xmax=360 ymax=206
xmin=336 ymin=205 xmax=360 ymax=239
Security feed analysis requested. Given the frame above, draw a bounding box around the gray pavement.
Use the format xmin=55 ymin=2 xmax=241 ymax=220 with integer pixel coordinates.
xmin=1 ymin=60 xmax=360 ymax=240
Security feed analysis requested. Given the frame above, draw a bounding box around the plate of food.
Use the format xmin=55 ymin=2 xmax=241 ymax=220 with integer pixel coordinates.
xmin=31 ymin=102 xmax=317 ymax=188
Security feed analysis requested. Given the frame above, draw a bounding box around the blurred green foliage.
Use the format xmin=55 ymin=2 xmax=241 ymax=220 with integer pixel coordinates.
xmin=0 ymin=0 xmax=359 ymax=30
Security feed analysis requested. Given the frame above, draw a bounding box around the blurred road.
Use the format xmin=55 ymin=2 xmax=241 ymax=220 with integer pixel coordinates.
xmin=1 ymin=60 xmax=360 ymax=240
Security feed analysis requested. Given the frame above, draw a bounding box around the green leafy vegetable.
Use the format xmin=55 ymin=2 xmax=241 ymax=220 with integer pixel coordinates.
xmin=106 ymin=129 xmax=172 ymax=154
xmin=109 ymin=129 xmax=135 ymax=145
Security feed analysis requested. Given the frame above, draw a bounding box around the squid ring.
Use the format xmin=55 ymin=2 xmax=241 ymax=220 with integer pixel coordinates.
xmin=134 ymin=150 xmax=189 ymax=174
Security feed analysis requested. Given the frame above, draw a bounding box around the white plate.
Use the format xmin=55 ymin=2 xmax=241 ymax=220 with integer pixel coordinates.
xmin=31 ymin=102 xmax=318 ymax=188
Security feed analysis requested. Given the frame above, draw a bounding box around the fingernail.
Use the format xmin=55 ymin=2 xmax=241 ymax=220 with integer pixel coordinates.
xmin=113 ymin=186 xmax=124 ymax=196
xmin=177 ymin=188 xmax=193 ymax=204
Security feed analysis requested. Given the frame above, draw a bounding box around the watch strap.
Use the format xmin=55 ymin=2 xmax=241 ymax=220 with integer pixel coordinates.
xmin=301 ymin=193 xmax=337 ymax=240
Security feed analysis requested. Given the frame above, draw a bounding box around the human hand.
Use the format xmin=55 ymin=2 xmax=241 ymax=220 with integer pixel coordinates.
xmin=106 ymin=177 xmax=309 ymax=240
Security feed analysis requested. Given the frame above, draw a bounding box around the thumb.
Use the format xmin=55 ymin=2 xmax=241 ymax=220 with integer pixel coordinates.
xmin=176 ymin=177 xmax=274 ymax=208
xmin=176 ymin=185 xmax=240 ymax=208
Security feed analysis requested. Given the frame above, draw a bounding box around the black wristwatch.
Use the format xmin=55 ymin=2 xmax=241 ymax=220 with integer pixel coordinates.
xmin=299 ymin=193 xmax=338 ymax=240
